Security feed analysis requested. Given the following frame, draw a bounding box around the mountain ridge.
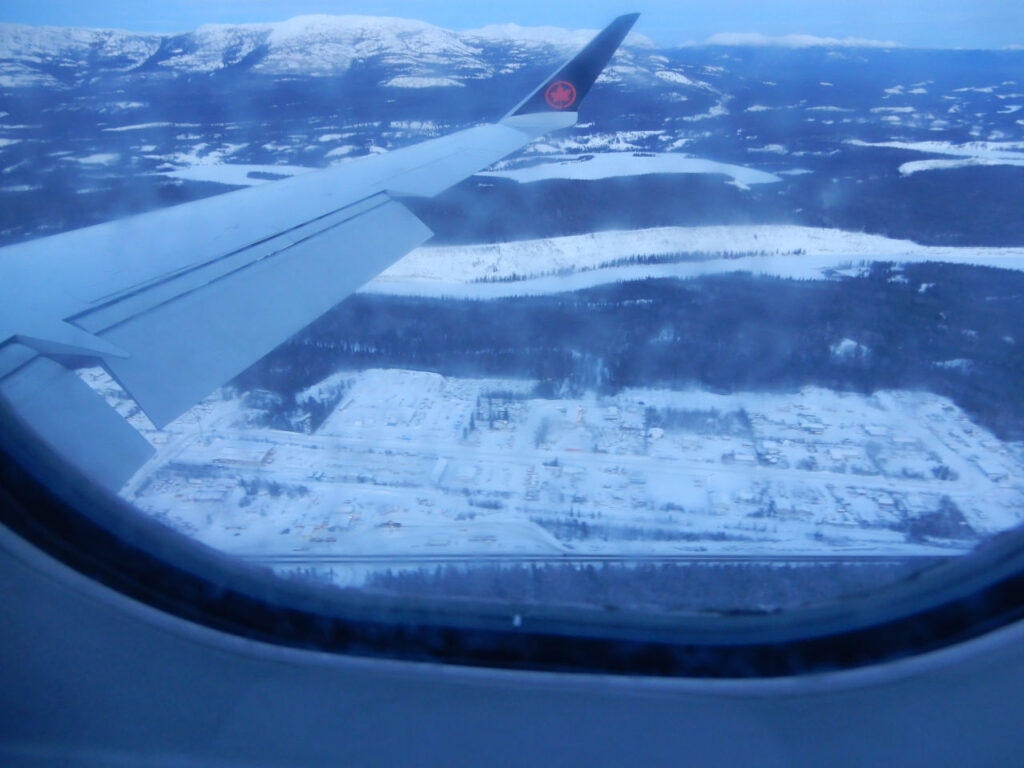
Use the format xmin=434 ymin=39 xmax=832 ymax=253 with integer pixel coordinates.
xmin=0 ymin=15 xmax=660 ymax=87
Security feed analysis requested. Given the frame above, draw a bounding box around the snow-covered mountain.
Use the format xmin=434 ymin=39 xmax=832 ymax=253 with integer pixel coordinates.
xmin=0 ymin=16 xmax=656 ymax=87
xmin=0 ymin=24 xmax=161 ymax=87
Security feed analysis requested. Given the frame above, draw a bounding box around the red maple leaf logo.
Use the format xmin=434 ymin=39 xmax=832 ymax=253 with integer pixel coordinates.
xmin=545 ymin=81 xmax=577 ymax=109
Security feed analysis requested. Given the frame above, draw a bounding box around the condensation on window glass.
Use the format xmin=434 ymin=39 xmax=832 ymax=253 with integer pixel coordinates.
xmin=2 ymin=10 xmax=1024 ymax=617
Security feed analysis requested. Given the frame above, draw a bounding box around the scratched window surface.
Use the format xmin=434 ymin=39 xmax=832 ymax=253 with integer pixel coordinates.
xmin=2 ymin=10 xmax=1024 ymax=615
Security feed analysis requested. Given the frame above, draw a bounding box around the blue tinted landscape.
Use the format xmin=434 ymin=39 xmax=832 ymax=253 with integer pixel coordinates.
xmin=4 ymin=16 xmax=1024 ymax=611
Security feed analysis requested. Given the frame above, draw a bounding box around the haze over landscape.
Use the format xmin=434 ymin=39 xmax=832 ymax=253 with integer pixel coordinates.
xmin=2 ymin=13 xmax=1023 ymax=612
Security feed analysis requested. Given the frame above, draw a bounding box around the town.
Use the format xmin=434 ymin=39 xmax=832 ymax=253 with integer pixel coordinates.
xmin=74 ymin=365 xmax=1024 ymax=585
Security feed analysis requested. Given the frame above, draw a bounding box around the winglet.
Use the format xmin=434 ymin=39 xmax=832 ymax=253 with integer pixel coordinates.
xmin=505 ymin=13 xmax=640 ymax=118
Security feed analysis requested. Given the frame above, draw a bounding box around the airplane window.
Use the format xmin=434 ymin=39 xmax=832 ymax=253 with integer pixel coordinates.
xmin=2 ymin=8 xmax=1024 ymax=673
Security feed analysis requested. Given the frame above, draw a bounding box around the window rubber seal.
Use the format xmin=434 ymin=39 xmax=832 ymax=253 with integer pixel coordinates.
xmin=4 ymin=401 xmax=1024 ymax=679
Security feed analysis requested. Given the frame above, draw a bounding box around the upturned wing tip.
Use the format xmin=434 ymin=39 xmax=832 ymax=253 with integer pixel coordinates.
xmin=508 ymin=13 xmax=641 ymax=117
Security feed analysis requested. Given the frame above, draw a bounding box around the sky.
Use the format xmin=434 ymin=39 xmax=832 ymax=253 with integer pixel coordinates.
xmin=1 ymin=0 xmax=1021 ymax=49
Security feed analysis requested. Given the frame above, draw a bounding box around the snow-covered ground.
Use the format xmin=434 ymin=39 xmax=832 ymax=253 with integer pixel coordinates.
xmin=93 ymin=364 xmax=1024 ymax=585
xmin=477 ymin=152 xmax=780 ymax=188
xmin=384 ymin=76 xmax=465 ymax=88
xmin=160 ymin=163 xmax=314 ymax=186
xmin=848 ymin=139 xmax=1024 ymax=175
xmin=101 ymin=122 xmax=177 ymax=132
xmin=366 ymin=225 xmax=1024 ymax=299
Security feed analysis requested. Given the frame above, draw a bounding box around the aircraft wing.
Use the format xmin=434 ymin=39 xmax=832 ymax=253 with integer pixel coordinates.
xmin=0 ymin=14 xmax=638 ymax=490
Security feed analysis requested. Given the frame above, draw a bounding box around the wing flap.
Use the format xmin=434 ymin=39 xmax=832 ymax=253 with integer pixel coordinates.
xmin=0 ymin=352 xmax=154 ymax=490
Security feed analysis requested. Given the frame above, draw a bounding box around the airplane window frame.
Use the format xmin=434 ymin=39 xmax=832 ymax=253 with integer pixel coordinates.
xmin=5 ymin=401 xmax=1024 ymax=679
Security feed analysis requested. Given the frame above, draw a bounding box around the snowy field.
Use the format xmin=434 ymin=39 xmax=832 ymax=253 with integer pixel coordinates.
xmin=365 ymin=224 xmax=1024 ymax=299
xmin=88 ymin=364 xmax=1024 ymax=585
xmin=848 ymin=139 xmax=1024 ymax=175
xmin=160 ymin=163 xmax=314 ymax=186
xmin=477 ymin=152 xmax=781 ymax=188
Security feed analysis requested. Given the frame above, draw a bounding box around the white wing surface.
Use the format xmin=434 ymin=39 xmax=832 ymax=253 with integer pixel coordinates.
xmin=0 ymin=15 xmax=639 ymax=489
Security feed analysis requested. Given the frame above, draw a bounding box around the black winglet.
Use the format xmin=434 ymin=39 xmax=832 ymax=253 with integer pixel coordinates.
xmin=508 ymin=13 xmax=640 ymax=117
